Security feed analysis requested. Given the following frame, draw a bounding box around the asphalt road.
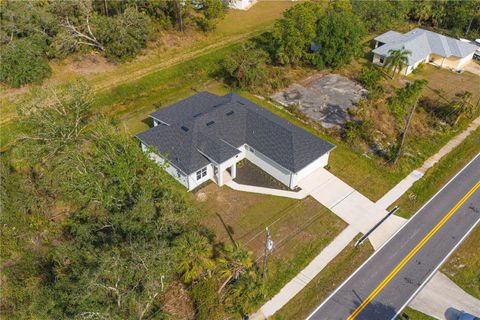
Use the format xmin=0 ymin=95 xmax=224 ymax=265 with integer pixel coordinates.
xmin=307 ymin=154 xmax=480 ymax=320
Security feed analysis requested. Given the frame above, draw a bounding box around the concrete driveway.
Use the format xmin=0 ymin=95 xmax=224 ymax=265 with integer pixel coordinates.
xmin=463 ymin=61 xmax=480 ymax=76
xmin=297 ymin=168 xmax=406 ymax=249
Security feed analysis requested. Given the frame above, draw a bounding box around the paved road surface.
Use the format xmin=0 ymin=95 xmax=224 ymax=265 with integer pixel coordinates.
xmin=307 ymin=154 xmax=480 ymax=320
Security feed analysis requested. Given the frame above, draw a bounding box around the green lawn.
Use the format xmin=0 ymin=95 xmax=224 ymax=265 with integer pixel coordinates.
xmin=0 ymin=1 xmax=293 ymax=128
xmin=273 ymin=236 xmax=373 ymax=320
xmin=392 ymin=127 xmax=480 ymax=218
xmin=441 ymin=225 xmax=480 ymax=300
xmin=196 ymin=183 xmax=347 ymax=305
xmin=401 ymin=307 xmax=437 ymax=320
xmin=2 ymin=1 xmax=478 ymax=203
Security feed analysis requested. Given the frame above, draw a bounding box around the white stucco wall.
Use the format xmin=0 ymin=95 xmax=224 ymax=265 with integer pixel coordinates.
xmin=373 ymin=53 xmax=429 ymax=75
xmin=186 ymin=164 xmax=214 ymax=191
xmin=244 ymin=145 xmax=293 ymax=187
xmin=141 ymin=142 xmax=190 ymax=189
xmin=457 ymin=52 xmax=474 ymax=68
xmin=229 ymin=0 xmax=256 ymax=10
xmin=291 ymin=152 xmax=330 ymax=187
xmin=142 ymin=140 xmax=331 ymax=191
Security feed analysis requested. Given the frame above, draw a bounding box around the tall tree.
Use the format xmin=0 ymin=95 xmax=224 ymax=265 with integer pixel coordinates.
xmin=174 ymin=231 xmax=215 ymax=283
xmin=271 ymin=1 xmax=324 ymax=65
xmin=216 ymin=244 xmax=253 ymax=293
xmin=0 ymin=38 xmax=52 ymax=87
xmin=451 ymin=91 xmax=476 ymax=126
xmin=384 ymin=47 xmax=411 ymax=79
xmin=412 ymin=0 xmax=432 ymax=25
xmin=392 ymin=80 xmax=428 ymax=164
xmin=311 ymin=8 xmax=366 ymax=69
xmin=17 ymin=79 xmax=92 ymax=159
xmin=222 ymin=42 xmax=269 ymax=90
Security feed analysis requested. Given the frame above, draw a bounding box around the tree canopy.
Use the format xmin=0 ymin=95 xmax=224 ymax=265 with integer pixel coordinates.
xmin=270 ymin=1 xmax=324 ymax=66
xmin=1 ymin=80 xmax=264 ymax=319
xmin=310 ymin=8 xmax=366 ymax=69
xmin=0 ymin=38 xmax=52 ymax=87
xmin=0 ymin=0 xmax=227 ymax=87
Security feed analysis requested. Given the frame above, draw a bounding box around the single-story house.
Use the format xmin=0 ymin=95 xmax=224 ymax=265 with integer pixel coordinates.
xmin=136 ymin=92 xmax=335 ymax=191
xmin=372 ymin=28 xmax=478 ymax=75
xmin=229 ymin=0 xmax=257 ymax=10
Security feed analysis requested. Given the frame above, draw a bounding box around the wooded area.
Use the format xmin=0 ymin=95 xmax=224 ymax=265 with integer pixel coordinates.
xmin=0 ymin=0 xmax=228 ymax=87
xmin=1 ymin=0 xmax=480 ymax=319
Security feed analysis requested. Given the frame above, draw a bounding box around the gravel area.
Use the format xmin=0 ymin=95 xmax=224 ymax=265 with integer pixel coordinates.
xmin=272 ymin=73 xmax=367 ymax=128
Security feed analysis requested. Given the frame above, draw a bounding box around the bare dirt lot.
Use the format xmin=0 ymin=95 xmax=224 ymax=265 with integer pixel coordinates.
xmin=272 ymin=73 xmax=367 ymax=128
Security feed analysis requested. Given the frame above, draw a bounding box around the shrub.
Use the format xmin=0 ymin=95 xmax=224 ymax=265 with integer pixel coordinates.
xmin=221 ymin=42 xmax=269 ymax=90
xmin=95 ymin=8 xmax=153 ymax=62
xmin=192 ymin=278 xmax=225 ymax=320
xmin=0 ymin=38 xmax=51 ymax=87
xmin=358 ymin=66 xmax=383 ymax=91
xmin=342 ymin=120 xmax=372 ymax=143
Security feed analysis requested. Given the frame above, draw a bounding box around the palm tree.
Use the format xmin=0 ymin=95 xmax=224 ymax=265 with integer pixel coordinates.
xmin=414 ymin=0 xmax=432 ymax=25
xmin=174 ymin=231 xmax=215 ymax=283
xmin=384 ymin=47 xmax=412 ymax=79
xmin=451 ymin=91 xmax=475 ymax=126
xmin=216 ymin=244 xmax=253 ymax=293
xmin=393 ymin=80 xmax=428 ymax=165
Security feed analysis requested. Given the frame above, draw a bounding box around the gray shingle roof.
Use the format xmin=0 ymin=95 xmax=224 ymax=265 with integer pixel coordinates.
xmin=373 ymin=28 xmax=478 ymax=65
xmin=137 ymin=92 xmax=335 ymax=174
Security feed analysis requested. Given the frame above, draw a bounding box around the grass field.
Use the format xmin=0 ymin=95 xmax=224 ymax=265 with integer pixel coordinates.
xmin=409 ymin=64 xmax=480 ymax=103
xmin=441 ymin=225 xmax=480 ymax=300
xmin=402 ymin=307 xmax=437 ymax=320
xmin=273 ymin=236 xmax=373 ymax=320
xmin=392 ymin=127 xmax=480 ymax=218
xmin=1 ymin=0 xmax=478 ymax=204
xmin=0 ymin=1 xmax=294 ymax=125
xmin=196 ymin=182 xmax=347 ymax=303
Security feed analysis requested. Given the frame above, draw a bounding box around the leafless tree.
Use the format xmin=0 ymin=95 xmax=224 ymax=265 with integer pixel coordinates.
xmin=62 ymin=16 xmax=104 ymax=51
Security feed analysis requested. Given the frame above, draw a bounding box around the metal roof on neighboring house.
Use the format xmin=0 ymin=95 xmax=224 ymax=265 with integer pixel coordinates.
xmin=373 ymin=28 xmax=478 ymax=65
xmin=137 ymin=92 xmax=335 ymax=175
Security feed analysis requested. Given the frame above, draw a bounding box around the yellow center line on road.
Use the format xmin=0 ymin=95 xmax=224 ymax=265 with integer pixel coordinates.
xmin=347 ymin=180 xmax=480 ymax=320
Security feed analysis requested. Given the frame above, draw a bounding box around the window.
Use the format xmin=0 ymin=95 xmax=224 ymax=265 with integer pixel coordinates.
xmin=379 ymin=56 xmax=385 ymax=64
xmin=196 ymin=167 xmax=207 ymax=180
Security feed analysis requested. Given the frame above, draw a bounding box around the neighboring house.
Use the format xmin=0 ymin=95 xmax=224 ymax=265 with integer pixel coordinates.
xmin=372 ymin=28 xmax=478 ymax=75
xmin=136 ymin=92 xmax=335 ymax=191
xmin=229 ymin=0 xmax=257 ymax=10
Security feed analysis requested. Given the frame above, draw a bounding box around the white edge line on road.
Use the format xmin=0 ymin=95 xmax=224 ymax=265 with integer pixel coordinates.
xmin=391 ymin=216 xmax=480 ymax=320
xmin=305 ymin=152 xmax=480 ymax=320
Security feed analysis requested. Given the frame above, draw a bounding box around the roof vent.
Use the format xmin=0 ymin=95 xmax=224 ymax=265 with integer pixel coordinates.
xmin=226 ymin=111 xmax=234 ymax=116
xmin=181 ymin=126 xmax=189 ymax=132
xmin=193 ymin=112 xmax=203 ymax=118
xmin=237 ymin=101 xmax=245 ymax=105
xmin=206 ymin=121 xmax=215 ymax=126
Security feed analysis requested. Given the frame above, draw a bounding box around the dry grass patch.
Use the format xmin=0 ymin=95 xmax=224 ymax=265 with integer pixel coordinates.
xmin=274 ymin=236 xmax=374 ymax=320
xmin=196 ymin=183 xmax=347 ymax=300
xmin=409 ymin=64 xmax=480 ymax=103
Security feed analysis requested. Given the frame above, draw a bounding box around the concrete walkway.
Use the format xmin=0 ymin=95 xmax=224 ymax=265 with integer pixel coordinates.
xmin=409 ymin=272 xmax=480 ymax=320
xmin=225 ymin=180 xmax=307 ymax=199
xmin=244 ymin=117 xmax=480 ymax=319
xmin=253 ymin=225 xmax=359 ymax=319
